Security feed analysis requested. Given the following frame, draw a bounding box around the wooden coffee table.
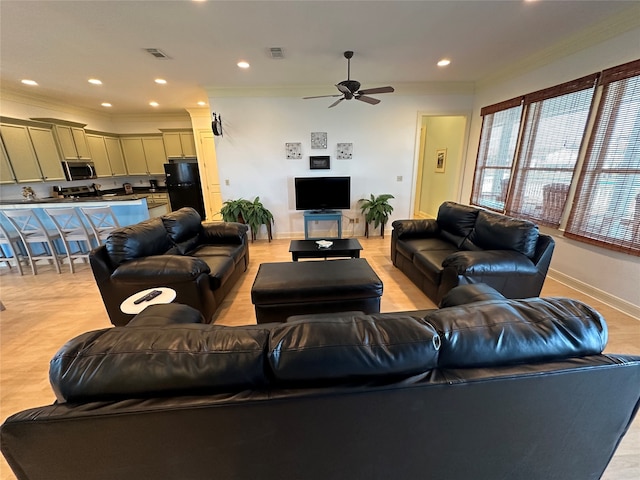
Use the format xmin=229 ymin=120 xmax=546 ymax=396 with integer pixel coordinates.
xmin=289 ymin=238 xmax=363 ymax=261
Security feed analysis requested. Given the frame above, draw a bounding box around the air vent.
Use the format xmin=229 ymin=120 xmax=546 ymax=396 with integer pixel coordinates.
xmin=145 ymin=48 xmax=170 ymax=59
xmin=269 ymin=47 xmax=285 ymax=59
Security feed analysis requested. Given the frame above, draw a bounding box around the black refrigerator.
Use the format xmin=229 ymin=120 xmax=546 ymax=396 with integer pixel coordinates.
xmin=164 ymin=162 xmax=206 ymax=219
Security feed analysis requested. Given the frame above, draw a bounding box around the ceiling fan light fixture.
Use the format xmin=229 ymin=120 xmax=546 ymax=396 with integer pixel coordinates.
xmin=437 ymin=58 xmax=451 ymax=67
xmin=237 ymin=61 xmax=250 ymax=69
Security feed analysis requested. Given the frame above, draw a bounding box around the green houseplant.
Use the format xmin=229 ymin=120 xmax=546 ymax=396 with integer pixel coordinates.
xmin=358 ymin=194 xmax=394 ymax=238
xmin=244 ymin=196 xmax=274 ymax=242
xmin=220 ymin=198 xmax=252 ymax=223
xmin=219 ymin=197 xmax=273 ymax=242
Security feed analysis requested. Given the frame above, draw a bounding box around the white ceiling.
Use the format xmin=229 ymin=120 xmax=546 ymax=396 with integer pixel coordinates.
xmin=0 ymin=0 xmax=637 ymax=114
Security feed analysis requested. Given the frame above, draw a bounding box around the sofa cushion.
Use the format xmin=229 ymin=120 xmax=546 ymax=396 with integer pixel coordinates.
xmin=436 ymin=202 xmax=480 ymax=247
xmin=126 ymin=303 xmax=205 ymax=326
xmin=396 ymin=238 xmax=456 ymax=261
xmin=49 ymin=324 xmax=271 ymax=402
xmin=268 ymin=313 xmax=440 ymax=382
xmin=191 ymin=244 xmax=246 ymax=265
xmin=423 ymin=297 xmax=608 ymax=368
xmin=413 ymin=250 xmax=456 ymax=284
xmin=199 ymin=255 xmax=235 ymax=290
xmin=162 ymin=208 xmax=203 ymax=254
xmin=467 ymin=210 xmax=539 ymax=258
xmin=111 ymin=255 xmax=211 ymax=283
xmin=105 ymin=218 xmax=172 ymax=267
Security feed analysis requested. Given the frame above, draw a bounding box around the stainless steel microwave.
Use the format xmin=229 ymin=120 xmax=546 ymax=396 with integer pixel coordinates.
xmin=61 ymin=160 xmax=97 ymax=181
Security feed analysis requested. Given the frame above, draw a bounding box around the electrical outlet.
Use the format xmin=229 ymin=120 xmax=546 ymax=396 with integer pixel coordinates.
xmin=349 ymin=218 xmax=355 ymax=223
xmin=355 ymin=218 xmax=359 ymax=223
xmin=397 ymin=176 xmax=403 ymax=182
xmin=225 ymin=179 xmax=230 ymax=186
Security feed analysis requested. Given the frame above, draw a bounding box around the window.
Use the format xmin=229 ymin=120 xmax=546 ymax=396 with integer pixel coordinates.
xmin=565 ymin=60 xmax=640 ymax=255
xmin=506 ymin=74 xmax=598 ymax=227
xmin=470 ymin=98 xmax=522 ymax=211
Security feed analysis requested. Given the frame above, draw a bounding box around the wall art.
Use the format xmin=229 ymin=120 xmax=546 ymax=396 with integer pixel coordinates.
xmin=336 ymin=143 xmax=353 ymax=159
xmin=286 ymin=142 xmax=302 ymax=159
xmin=435 ymin=148 xmax=447 ymax=173
xmin=310 ymin=132 xmax=327 ymax=149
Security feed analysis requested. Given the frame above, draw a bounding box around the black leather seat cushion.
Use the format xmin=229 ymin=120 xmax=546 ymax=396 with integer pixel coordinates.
xmin=192 ymin=244 xmax=246 ymax=265
xmin=251 ymin=259 xmax=383 ymax=305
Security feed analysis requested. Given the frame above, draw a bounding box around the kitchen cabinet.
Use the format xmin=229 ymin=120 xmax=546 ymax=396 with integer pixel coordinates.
xmin=87 ymin=134 xmax=128 ymax=177
xmin=27 ymin=127 xmax=65 ymax=181
xmin=0 ymin=141 xmax=16 ymax=184
xmin=163 ymin=131 xmax=196 ymax=158
xmin=0 ymin=123 xmax=42 ymax=182
xmin=104 ymin=137 xmax=127 ymax=176
xmin=53 ymin=124 xmax=91 ymax=160
xmin=121 ymin=136 xmax=166 ymax=175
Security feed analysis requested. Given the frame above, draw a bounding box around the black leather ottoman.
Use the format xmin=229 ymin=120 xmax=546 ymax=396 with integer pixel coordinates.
xmin=251 ymin=258 xmax=384 ymax=323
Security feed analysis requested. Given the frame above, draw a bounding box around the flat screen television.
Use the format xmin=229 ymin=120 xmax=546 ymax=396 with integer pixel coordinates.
xmin=294 ymin=176 xmax=351 ymax=211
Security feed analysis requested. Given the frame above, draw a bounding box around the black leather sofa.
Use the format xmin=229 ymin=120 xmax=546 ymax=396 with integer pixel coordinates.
xmin=89 ymin=207 xmax=249 ymax=326
xmin=391 ymin=201 xmax=555 ymax=304
xmin=2 ymin=294 xmax=639 ymax=480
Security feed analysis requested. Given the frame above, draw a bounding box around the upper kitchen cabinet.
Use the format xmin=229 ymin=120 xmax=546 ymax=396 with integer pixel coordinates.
xmin=27 ymin=126 xmax=65 ymax=181
xmin=0 ymin=141 xmax=16 ymax=184
xmin=31 ymin=118 xmax=91 ymax=160
xmin=0 ymin=123 xmax=43 ymax=182
xmin=162 ymin=130 xmax=196 ymax=158
xmin=86 ymin=133 xmax=128 ymax=177
xmin=121 ymin=135 xmax=166 ymax=176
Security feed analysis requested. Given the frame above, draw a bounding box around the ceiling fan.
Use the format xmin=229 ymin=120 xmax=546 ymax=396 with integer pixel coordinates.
xmin=303 ymin=51 xmax=394 ymax=108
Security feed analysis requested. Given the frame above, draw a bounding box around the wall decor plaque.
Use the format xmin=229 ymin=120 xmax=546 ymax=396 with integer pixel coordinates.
xmin=311 ymin=132 xmax=327 ymax=149
xmin=286 ymin=142 xmax=302 ymax=159
xmin=336 ymin=143 xmax=353 ymax=159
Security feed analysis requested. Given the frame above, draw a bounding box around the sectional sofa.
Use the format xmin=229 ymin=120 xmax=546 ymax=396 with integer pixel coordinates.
xmin=2 ymin=291 xmax=639 ymax=480
xmin=391 ymin=201 xmax=555 ymax=304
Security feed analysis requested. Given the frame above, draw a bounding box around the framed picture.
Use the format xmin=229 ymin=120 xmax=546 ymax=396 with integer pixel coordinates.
xmin=435 ymin=149 xmax=447 ymax=173
xmin=311 ymin=132 xmax=327 ymax=149
xmin=310 ymin=155 xmax=330 ymax=169
xmin=286 ymin=142 xmax=302 ymax=159
xmin=336 ymin=142 xmax=353 ymax=159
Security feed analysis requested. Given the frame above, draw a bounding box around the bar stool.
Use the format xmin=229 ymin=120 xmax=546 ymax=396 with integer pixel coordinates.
xmin=79 ymin=206 xmax=120 ymax=245
xmin=45 ymin=208 xmax=94 ymax=273
xmin=2 ymin=209 xmax=64 ymax=275
xmin=0 ymin=220 xmax=26 ymax=275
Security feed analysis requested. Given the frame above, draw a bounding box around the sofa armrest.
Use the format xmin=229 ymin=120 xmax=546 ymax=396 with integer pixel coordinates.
xmin=442 ymin=250 xmax=538 ymax=275
xmin=201 ymin=221 xmax=249 ymax=245
xmin=391 ymin=219 xmax=440 ymax=239
xmin=111 ymin=255 xmax=211 ymax=283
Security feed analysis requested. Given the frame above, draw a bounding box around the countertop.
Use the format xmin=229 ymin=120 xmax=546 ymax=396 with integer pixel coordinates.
xmin=0 ymin=188 xmax=168 ymax=206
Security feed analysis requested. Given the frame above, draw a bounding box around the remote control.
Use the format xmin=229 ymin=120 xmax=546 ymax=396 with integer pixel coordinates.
xmin=133 ymin=289 xmax=162 ymax=305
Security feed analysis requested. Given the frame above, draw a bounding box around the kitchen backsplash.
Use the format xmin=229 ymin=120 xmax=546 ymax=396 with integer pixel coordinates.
xmin=0 ymin=175 xmax=166 ymax=201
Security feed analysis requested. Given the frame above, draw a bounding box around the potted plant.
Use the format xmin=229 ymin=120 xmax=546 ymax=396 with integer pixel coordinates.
xmin=358 ymin=194 xmax=394 ymax=238
xmin=220 ymin=198 xmax=252 ymax=223
xmin=244 ymin=196 xmax=274 ymax=242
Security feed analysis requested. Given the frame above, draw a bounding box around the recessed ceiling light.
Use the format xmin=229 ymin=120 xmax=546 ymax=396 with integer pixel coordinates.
xmin=154 ymin=78 xmax=167 ymax=85
xmin=21 ymin=79 xmax=38 ymax=86
xmin=237 ymin=61 xmax=250 ymax=69
xmin=149 ymin=101 xmax=159 ymax=107
xmin=88 ymin=78 xmax=103 ymax=85
xmin=197 ymin=101 xmax=207 ymax=106
xmin=101 ymin=102 xmax=112 ymax=107
xmin=437 ymin=59 xmax=451 ymax=67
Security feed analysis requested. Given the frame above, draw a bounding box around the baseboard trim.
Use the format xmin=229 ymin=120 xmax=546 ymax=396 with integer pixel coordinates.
xmin=548 ymin=268 xmax=640 ymax=320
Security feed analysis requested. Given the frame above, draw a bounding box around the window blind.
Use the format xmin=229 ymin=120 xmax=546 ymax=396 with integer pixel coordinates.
xmin=506 ymin=74 xmax=598 ymax=227
xmin=565 ymin=60 xmax=640 ymax=256
xmin=470 ymin=99 xmax=523 ymax=211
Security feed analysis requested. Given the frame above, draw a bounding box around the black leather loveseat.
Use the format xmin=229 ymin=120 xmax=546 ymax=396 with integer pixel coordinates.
xmin=89 ymin=207 xmax=249 ymax=325
xmin=2 ymin=295 xmax=639 ymax=480
xmin=391 ymin=201 xmax=555 ymax=304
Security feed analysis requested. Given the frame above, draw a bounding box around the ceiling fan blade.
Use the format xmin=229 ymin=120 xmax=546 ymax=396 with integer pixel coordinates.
xmin=336 ymin=84 xmax=351 ymax=95
xmin=357 ymin=86 xmax=395 ymax=95
xmin=328 ymin=98 xmax=345 ymax=108
xmin=303 ymin=94 xmax=342 ymax=99
xmin=356 ymin=95 xmax=381 ymax=105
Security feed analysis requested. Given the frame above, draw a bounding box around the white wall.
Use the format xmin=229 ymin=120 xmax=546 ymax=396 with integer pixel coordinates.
xmin=209 ymin=92 xmax=474 ymax=238
xmin=462 ymin=27 xmax=640 ymax=312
